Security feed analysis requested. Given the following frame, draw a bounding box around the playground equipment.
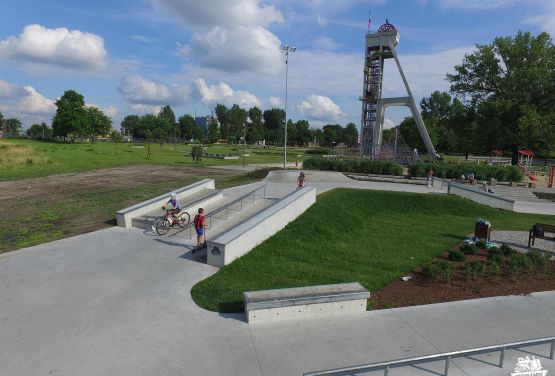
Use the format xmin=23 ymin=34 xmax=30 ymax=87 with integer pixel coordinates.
xmin=360 ymin=19 xmax=439 ymax=160
xmin=549 ymin=165 xmax=555 ymax=188
xmin=518 ymin=149 xmax=538 ymax=182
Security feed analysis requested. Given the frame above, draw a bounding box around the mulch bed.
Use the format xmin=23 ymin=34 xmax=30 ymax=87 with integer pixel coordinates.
xmin=370 ymin=246 xmax=555 ymax=309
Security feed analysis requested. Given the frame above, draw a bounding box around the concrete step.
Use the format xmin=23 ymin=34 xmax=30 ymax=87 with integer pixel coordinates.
xmin=132 ymin=188 xmax=222 ymax=230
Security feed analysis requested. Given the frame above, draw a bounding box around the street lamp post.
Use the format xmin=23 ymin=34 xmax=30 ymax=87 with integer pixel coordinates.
xmin=243 ymin=116 xmax=251 ymax=168
xmin=282 ymin=44 xmax=296 ymax=169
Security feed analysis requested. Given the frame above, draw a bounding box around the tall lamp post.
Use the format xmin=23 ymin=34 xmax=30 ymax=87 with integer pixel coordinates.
xmin=243 ymin=116 xmax=251 ymax=168
xmin=282 ymin=44 xmax=296 ymax=169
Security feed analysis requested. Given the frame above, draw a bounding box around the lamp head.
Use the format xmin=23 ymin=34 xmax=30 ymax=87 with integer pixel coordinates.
xmin=290 ymin=47 xmax=296 ymax=52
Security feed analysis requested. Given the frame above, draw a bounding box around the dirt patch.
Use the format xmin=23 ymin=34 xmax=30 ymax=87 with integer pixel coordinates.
xmin=0 ymin=165 xmax=245 ymax=253
xmin=371 ymin=247 xmax=555 ymax=309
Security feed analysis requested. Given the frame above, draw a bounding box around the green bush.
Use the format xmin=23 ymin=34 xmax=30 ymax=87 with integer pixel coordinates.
xmin=487 ymin=253 xmax=503 ymax=263
xmin=464 ymin=260 xmax=486 ymax=281
xmin=526 ymin=251 xmax=551 ymax=275
xmin=460 ymin=243 xmax=479 ymax=255
xmin=302 ymin=157 xmax=403 ymax=176
xmin=475 ymin=240 xmax=486 ymax=249
xmin=408 ymin=162 xmax=524 ymax=182
xmin=487 ymin=261 xmax=501 ymax=281
xmin=500 ymin=243 xmax=517 ymax=256
xmin=448 ymin=250 xmax=466 ymax=261
xmin=422 ymin=263 xmax=441 ymax=281
xmin=305 ymin=148 xmax=332 ymax=155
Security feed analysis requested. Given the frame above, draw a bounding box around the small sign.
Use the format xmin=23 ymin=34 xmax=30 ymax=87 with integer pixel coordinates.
xmin=511 ymin=356 xmax=548 ymax=376
xmin=211 ymin=246 xmax=221 ymax=255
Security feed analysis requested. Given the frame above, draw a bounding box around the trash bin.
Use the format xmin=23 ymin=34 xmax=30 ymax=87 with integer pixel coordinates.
xmin=475 ymin=222 xmax=491 ymax=241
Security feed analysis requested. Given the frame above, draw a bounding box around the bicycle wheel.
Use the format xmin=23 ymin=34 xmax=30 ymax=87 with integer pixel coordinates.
xmin=176 ymin=212 xmax=191 ymax=228
xmin=155 ymin=218 xmax=171 ymax=235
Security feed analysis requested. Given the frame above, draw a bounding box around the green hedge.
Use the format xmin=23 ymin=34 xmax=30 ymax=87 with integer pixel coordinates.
xmin=408 ymin=163 xmax=524 ymax=182
xmin=305 ymin=148 xmax=332 ymax=155
xmin=303 ymin=157 xmax=403 ymax=175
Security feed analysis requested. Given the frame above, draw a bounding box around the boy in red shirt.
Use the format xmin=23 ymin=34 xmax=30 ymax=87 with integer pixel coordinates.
xmin=193 ymin=208 xmax=206 ymax=250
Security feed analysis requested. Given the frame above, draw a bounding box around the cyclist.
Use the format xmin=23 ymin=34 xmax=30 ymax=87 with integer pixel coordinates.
xmin=163 ymin=192 xmax=181 ymax=216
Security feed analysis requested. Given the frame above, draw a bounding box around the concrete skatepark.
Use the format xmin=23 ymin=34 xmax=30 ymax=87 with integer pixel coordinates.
xmin=1 ymin=170 xmax=555 ymax=376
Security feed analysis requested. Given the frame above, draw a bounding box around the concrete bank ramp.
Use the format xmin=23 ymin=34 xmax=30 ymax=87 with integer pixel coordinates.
xmin=264 ymin=170 xmax=354 ymax=184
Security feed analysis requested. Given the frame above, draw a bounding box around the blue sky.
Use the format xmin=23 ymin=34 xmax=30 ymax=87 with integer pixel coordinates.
xmin=0 ymin=0 xmax=554 ymax=130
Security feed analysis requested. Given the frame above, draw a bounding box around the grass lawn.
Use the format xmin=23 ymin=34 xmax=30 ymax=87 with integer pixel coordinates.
xmin=191 ymin=189 xmax=555 ymax=312
xmin=0 ymin=139 xmax=308 ymax=180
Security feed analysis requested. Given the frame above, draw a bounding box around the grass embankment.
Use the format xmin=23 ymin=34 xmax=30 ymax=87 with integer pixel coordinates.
xmin=0 ymin=139 xmax=308 ymax=180
xmin=191 ymin=189 xmax=555 ymax=312
xmin=0 ymin=170 xmax=267 ymax=253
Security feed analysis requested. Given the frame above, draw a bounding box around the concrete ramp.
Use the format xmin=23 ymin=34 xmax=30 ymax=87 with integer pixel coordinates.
xmin=264 ymin=170 xmax=354 ymax=184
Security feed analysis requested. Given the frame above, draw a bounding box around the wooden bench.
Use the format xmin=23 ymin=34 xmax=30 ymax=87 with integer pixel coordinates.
xmin=528 ymin=223 xmax=555 ymax=247
xmin=243 ymin=283 xmax=370 ymax=323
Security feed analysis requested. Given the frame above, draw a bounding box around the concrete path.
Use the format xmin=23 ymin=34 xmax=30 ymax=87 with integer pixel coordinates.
xmin=2 ymin=172 xmax=554 ymax=376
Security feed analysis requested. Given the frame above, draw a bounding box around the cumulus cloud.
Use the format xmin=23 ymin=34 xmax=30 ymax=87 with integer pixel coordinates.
xmin=0 ymin=79 xmax=27 ymax=99
xmin=117 ymin=74 xmax=191 ymax=106
xmin=0 ymin=24 xmax=107 ymax=70
xmin=297 ymin=94 xmax=345 ymax=121
xmin=87 ymin=103 xmax=120 ymax=119
xmin=268 ymin=96 xmax=282 ymax=107
xmin=383 ymin=118 xmax=395 ymax=129
xmin=314 ymin=36 xmax=341 ymax=51
xmin=524 ymin=0 xmax=555 ymax=35
xmin=0 ymin=80 xmax=57 ymax=127
xmin=194 ymin=78 xmax=262 ymax=108
xmin=425 ymin=0 xmax=522 ymax=10
xmin=150 ymin=0 xmax=284 ymax=74
xmin=130 ymin=104 xmax=162 ymax=115
xmin=17 ymin=86 xmax=56 ymax=114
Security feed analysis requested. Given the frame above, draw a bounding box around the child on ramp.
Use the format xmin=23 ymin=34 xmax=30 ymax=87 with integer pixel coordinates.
xmin=297 ymin=171 xmax=305 ymax=190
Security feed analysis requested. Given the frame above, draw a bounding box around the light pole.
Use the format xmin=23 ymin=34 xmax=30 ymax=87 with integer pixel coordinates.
xmin=243 ymin=116 xmax=251 ymax=168
xmin=282 ymin=44 xmax=296 ymax=169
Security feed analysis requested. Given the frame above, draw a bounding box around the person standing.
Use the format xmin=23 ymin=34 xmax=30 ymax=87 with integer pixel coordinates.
xmin=297 ymin=171 xmax=305 ymax=190
xmin=426 ymin=169 xmax=433 ymax=188
xmin=193 ymin=208 xmax=206 ymax=250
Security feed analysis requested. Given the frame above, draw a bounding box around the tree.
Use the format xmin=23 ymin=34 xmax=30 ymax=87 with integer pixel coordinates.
xmin=262 ymin=108 xmax=285 ymax=144
xmin=159 ymin=105 xmax=179 ymax=141
xmin=228 ymin=104 xmax=248 ymax=143
xmin=248 ymin=107 xmax=264 ymax=143
xmin=447 ymin=31 xmax=555 ymax=162
xmin=295 ymin=120 xmax=311 ymax=146
xmin=110 ymin=130 xmax=123 ymax=154
xmin=286 ymin=119 xmax=297 ymax=146
xmin=6 ymin=118 xmax=22 ymax=136
xmin=179 ymin=115 xmax=197 ymax=141
xmin=322 ymin=124 xmax=343 ymax=146
xmin=191 ymin=145 xmax=205 ymax=163
xmin=207 ymin=117 xmax=220 ymax=143
xmin=26 ymin=123 xmax=52 ymax=139
xmin=86 ymin=107 xmax=112 ymax=140
xmin=343 ymin=123 xmax=359 ymax=147
xmin=158 ymin=105 xmax=176 ymax=125
xmin=52 ymin=90 xmax=89 ymax=139
xmin=121 ymin=115 xmax=141 ymax=138
xmin=215 ymin=104 xmax=229 ymax=141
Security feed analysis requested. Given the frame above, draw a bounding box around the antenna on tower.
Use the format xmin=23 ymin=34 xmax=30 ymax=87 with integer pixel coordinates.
xmin=367 ymin=11 xmax=372 ymax=32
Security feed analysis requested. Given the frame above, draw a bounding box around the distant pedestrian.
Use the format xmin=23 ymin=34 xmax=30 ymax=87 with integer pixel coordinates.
xmin=297 ymin=171 xmax=305 ymax=190
xmin=426 ymin=169 xmax=433 ymax=188
xmin=193 ymin=208 xmax=206 ymax=250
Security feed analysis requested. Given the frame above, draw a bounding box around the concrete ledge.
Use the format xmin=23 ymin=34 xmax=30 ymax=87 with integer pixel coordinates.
xmin=206 ymin=187 xmax=316 ymax=267
xmin=448 ymin=182 xmax=514 ymax=211
xmin=243 ymin=283 xmax=370 ymax=323
xmin=116 ymin=179 xmax=215 ymax=228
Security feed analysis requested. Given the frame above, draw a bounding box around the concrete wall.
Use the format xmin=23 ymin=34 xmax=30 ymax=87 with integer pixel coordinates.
xmin=207 ymin=187 xmax=317 ymax=267
xmin=116 ymin=179 xmax=215 ymax=228
xmin=448 ymin=182 xmax=515 ymax=211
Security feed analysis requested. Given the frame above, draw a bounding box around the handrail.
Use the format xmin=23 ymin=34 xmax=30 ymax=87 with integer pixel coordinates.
xmin=183 ymin=185 xmax=266 ymax=238
xmin=303 ymin=336 xmax=555 ymax=376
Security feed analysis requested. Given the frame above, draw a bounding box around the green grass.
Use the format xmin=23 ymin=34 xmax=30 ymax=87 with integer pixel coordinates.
xmin=191 ymin=189 xmax=555 ymax=312
xmin=0 ymin=139 xmax=309 ymax=180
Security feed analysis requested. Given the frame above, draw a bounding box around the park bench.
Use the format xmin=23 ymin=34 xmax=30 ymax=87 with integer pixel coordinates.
xmin=243 ymin=283 xmax=370 ymax=323
xmin=528 ymin=223 xmax=555 ymax=248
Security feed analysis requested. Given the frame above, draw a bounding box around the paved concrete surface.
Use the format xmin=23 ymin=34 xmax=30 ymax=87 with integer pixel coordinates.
xmin=2 ymin=171 xmax=555 ymax=376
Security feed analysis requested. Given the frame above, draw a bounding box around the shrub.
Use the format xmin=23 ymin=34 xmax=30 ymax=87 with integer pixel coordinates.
xmin=487 ymin=261 xmax=501 ymax=281
xmin=508 ymin=253 xmax=526 ymax=280
xmin=448 ymin=250 xmax=466 ymax=262
xmin=302 ymin=157 xmax=403 ymax=176
xmin=305 ymin=148 xmax=332 ymax=155
xmin=408 ymin=162 xmax=524 ymax=182
xmin=500 ymin=243 xmax=516 ymax=256
xmin=464 ymin=260 xmax=485 ymax=281
xmin=488 ymin=253 xmax=503 ymax=263
xmin=460 ymin=243 xmax=479 ymax=255
xmin=475 ymin=240 xmax=486 ymax=249
xmin=527 ymin=251 xmax=551 ymax=275
xmin=422 ymin=263 xmax=441 ymax=281
xmin=441 ymin=262 xmax=456 ymax=287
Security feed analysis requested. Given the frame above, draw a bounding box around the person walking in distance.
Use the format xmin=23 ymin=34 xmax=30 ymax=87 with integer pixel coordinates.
xmin=297 ymin=171 xmax=305 ymax=190
xmin=193 ymin=208 xmax=206 ymax=251
xmin=426 ymin=168 xmax=433 ymax=188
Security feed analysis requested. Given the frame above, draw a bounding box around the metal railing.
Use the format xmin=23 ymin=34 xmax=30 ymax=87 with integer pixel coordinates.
xmin=185 ymin=185 xmax=267 ymax=239
xmin=303 ymin=337 xmax=555 ymax=376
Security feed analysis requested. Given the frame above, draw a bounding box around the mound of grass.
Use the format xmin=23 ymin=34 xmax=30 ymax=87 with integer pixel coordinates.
xmin=191 ymin=189 xmax=554 ymax=312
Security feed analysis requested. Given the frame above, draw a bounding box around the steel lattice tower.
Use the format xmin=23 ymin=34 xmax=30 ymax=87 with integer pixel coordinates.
xmin=360 ymin=20 xmax=439 ymax=159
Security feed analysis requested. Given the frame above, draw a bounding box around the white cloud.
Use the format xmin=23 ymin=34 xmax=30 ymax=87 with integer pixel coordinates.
xmin=297 ymin=94 xmax=345 ymax=121
xmin=117 ymin=74 xmax=191 ymax=106
xmin=0 ymin=80 xmax=56 ymax=127
xmin=317 ymin=14 xmax=327 ymax=27
xmin=87 ymin=103 xmax=120 ymax=119
xmin=0 ymin=79 xmax=27 ymax=99
xmin=194 ymin=78 xmax=262 ymax=108
xmin=268 ymin=96 xmax=282 ymax=107
xmin=17 ymin=86 xmax=56 ymax=114
xmin=383 ymin=118 xmax=395 ymax=129
xmin=151 ymin=0 xmax=284 ymax=74
xmin=130 ymin=104 xmax=162 ymax=115
xmin=314 ymin=36 xmax=341 ymax=51
xmin=524 ymin=0 xmax=555 ymax=35
xmin=0 ymin=24 xmax=107 ymax=70
xmin=425 ymin=0 xmax=522 ymax=10
xmin=132 ymin=35 xmax=155 ymax=44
